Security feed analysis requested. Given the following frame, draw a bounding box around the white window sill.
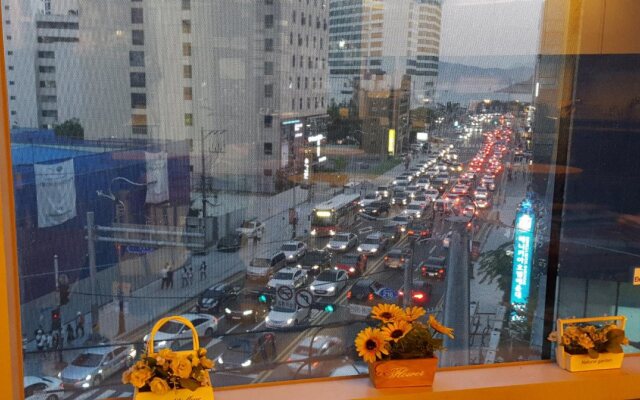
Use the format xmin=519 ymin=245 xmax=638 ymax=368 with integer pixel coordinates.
xmin=211 ymin=355 xmax=640 ymax=400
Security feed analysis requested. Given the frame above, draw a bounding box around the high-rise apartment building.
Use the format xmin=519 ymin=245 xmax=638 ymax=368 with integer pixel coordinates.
xmin=3 ymin=0 xmax=329 ymax=193
xmin=328 ymin=0 xmax=441 ymax=107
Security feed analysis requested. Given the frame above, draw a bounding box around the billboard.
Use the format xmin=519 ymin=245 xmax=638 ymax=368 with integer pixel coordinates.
xmin=416 ymin=132 xmax=428 ymax=142
xmin=510 ymin=201 xmax=535 ymax=306
xmin=388 ymin=129 xmax=396 ymax=155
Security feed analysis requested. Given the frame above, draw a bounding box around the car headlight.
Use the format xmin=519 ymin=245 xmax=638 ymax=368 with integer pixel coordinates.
xmin=286 ymin=318 xmax=294 ymax=325
xmin=241 ymin=360 xmax=252 ymax=367
xmin=243 ymin=310 xmax=253 ymax=316
xmin=391 ymin=199 xmax=395 ymax=204
xmin=329 ymin=230 xmax=336 ymax=236
xmin=288 ymin=255 xmax=294 ymax=259
xmin=310 ymin=285 xmax=316 ymax=291
xmin=393 ymin=180 xmax=397 ymax=185
xmin=326 ymin=243 xmax=331 ymax=248
xmin=357 ymin=247 xmax=363 ymax=252
xmin=416 ymin=213 xmax=421 ymax=218
xmin=312 ymin=265 xmax=319 ymax=270
xmin=82 ymin=382 xmax=90 ymax=388
xmin=372 ymin=209 xmax=377 ymax=213
xmin=402 ymin=199 xmax=407 ymax=204
xmin=400 ymin=227 xmax=406 ymax=232
xmin=57 ymin=372 xmax=62 ymax=379
xmin=371 ymin=248 xmax=377 ymax=253
xmin=129 ymin=349 xmax=137 ymax=358
xmin=217 ymin=356 xmax=224 ymax=365
xmin=327 ymin=286 xmax=335 ymax=292
xmin=311 ymin=229 xmax=317 ymax=236
xmin=225 ymin=308 xmax=232 ymax=314
xmin=265 ymin=316 xmax=270 ymax=322
xmin=360 ymin=208 xmax=365 ymax=212
xmin=340 ymin=245 xmax=347 ymax=249
xmin=296 ymin=264 xmax=302 ymax=268
xmin=85 ymin=374 xmax=92 ymax=381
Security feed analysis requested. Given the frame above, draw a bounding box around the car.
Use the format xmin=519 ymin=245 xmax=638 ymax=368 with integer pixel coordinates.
xmin=419 ymin=256 xmax=447 ymax=280
xmin=474 ymin=187 xmax=489 ymax=200
xmin=266 ymin=267 xmax=308 ymax=290
xmin=265 ymin=303 xmax=310 ymax=328
xmin=450 ymin=184 xmax=469 ymax=196
xmin=296 ymin=249 xmax=333 ymax=275
xmin=409 ymin=167 xmax=422 ymax=177
xmin=359 ymin=193 xmax=381 ymax=207
xmin=406 ymin=219 xmax=432 ymax=238
xmin=236 ymin=219 xmax=265 ymax=238
xmin=143 ymin=313 xmax=218 ymax=350
xmin=216 ymin=333 xmax=276 ymax=371
xmin=217 ymin=233 xmax=243 ymax=252
xmin=448 ymin=162 xmax=463 ymax=173
xmin=310 ymin=269 xmax=349 ymax=296
xmin=416 ymin=177 xmax=431 ymax=190
xmin=224 ymin=295 xmax=270 ymax=323
xmin=384 ymin=248 xmax=411 ymax=269
xmin=287 ymin=336 xmax=345 ymax=376
xmin=433 ymin=197 xmax=452 ymax=213
xmin=361 ymin=200 xmax=390 ymax=217
xmin=280 ymin=241 xmax=307 ymax=261
xmin=462 ymin=204 xmax=476 ymax=218
xmin=405 ymin=185 xmax=422 ymax=199
xmin=390 ymin=190 xmax=410 ymax=206
xmin=397 ymin=280 xmax=432 ymax=307
xmin=24 ymin=376 xmax=64 ymax=400
xmin=381 ymin=223 xmax=403 ymax=243
xmin=403 ymin=203 xmax=425 ymax=219
xmin=424 ymin=188 xmax=440 ymax=202
xmin=357 ymin=232 xmax=389 ymax=256
xmin=60 ymin=344 xmax=136 ymax=389
xmin=435 ymin=172 xmax=450 ymax=185
xmin=196 ymin=282 xmax=242 ymax=314
xmin=326 ymin=232 xmax=358 ymax=252
xmin=475 ymin=198 xmax=490 ymax=209
xmin=391 ymin=215 xmax=411 ymax=232
xmin=347 ymin=279 xmax=389 ymax=317
xmin=483 ymin=178 xmax=496 ymax=191
xmin=375 ymin=185 xmax=390 ymax=198
xmin=247 ymin=251 xmax=287 ymax=281
xmin=392 ymin=175 xmax=411 ymax=186
xmin=335 ymin=253 xmax=367 ymax=277
xmin=413 ymin=194 xmax=430 ymax=207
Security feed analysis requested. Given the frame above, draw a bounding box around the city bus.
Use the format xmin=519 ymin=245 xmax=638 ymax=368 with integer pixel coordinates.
xmin=310 ymin=193 xmax=361 ymax=237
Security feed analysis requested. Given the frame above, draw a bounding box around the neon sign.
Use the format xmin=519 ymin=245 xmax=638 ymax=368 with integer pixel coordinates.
xmin=510 ymin=204 xmax=535 ymax=306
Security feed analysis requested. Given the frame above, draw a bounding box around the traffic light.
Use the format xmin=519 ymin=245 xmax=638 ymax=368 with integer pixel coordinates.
xmin=59 ymin=282 xmax=70 ymax=306
xmin=258 ymin=294 xmax=268 ymax=304
xmin=51 ymin=308 xmax=61 ymax=331
xmin=323 ymin=304 xmax=335 ymax=313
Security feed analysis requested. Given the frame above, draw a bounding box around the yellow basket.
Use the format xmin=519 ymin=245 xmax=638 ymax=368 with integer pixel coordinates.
xmin=555 ymin=315 xmax=626 ymax=372
xmin=134 ymin=316 xmax=215 ymax=400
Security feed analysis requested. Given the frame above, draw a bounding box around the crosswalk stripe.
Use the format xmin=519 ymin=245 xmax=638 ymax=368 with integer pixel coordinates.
xmin=96 ymin=389 xmax=116 ymax=399
xmin=68 ymin=389 xmax=99 ymax=400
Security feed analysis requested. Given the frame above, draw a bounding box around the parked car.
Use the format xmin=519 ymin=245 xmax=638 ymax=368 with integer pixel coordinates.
xmin=217 ymin=233 xmax=243 ymax=252
xmin=286 ymin=336 xmax=345 ymax=376
xmin=217 ymin=333 xmax=276 ymax=371
xmin=196 ymin=282 xmax=241 ymax=314
xmin=280 ymin=241 xmax=307 ymax=261
xmin=60 ymin=344 xmax=136 ymax=389
xmin=224 ymin=295 xmax=270 ymax=324
xmin=357 ymin=232 xmax=389 ymax=256
xmin=335 ymin=253 xmax=367 ymax=277
xmin=265 ymin=303 xmax=310 ymax=329
xmin=236 ymin=219 xmax=265 ymax=238
xmin=24 ymin=376 xmax=64 ymax=400
xmin=326 ymin=232 xmax=358 ymax=252
xmin=266 ymin=267 xmax=308 ymax=290
xmin=296 ymin=249 xmax=333 ymax=275
xmin=247 ymin=251 xmax=287 ymax=281
xmin=143 ymin=313 xmax=218 ymax=350
xmin=310 ymin=269 xmax=349 ymax=297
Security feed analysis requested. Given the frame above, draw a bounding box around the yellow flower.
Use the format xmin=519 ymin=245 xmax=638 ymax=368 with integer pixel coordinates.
xmin=428 ymin=314 xmax=455 ymax=339
xmin=149 ymin=377 xmax=170 ymax=395
xmin=371 ymin=304 xmax=403 ymax=323
xmin=200 ymin=356 xmax=214 ymax=370
xmin=156 ymin=348 xmax=176 ymax=366
xmin=562 ymin=335 xmax=571 ymax=346
xmin=355 ymin=327 xmax=390 ymax=364
xmin=129 ymin=366 xmax=153 ymax=388
xmin=382 ymin=320 xmax=412 ymax=342
xmin=190 ymin=355 xmax=200 ymax=367
xmin=403 ymin=306 xmax=426 ymax=322
xmin=198 ymin=348 xmax=208 ymax=357
xmin=121 ymin=369 xmax=132 ymax=385
xmin=577 ymin=334 xmax=595 ymax=350
xmin=171 ymin=356 xmax=193 ymax=379
xmin=547 ymin=331 xmax=558 ymax=343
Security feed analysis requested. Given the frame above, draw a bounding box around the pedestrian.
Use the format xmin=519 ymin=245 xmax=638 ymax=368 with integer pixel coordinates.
xmin=45 ymin=331 xmax=53 ymax=352
xmin=188 ymin=266 xmax=194 ymax=286
xmin=256 ymin=228 xmax=263 ymax=242
xmin=160 ymin=263 xmax=169 ymax=289
xmin=75 ymin=311 xmax=85 ymax=338
xmin=199 ymin=261 xmax=207 ymax=281
xmin=181 ymin=266 xmax=189 ymax=287
xmin=66 ymin=323 xmax=75 ymax=344
xmin=167 ymin=266 xmax=174 ymax=288
xmin=35 ymin=328 xmax=45 ymax=352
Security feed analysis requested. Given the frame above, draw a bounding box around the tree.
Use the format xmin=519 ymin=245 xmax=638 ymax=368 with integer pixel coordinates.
xmin=54 ymin=118 xmax=84 ymax=139
xmin=477 ymin=241 xmax=513 ymax=305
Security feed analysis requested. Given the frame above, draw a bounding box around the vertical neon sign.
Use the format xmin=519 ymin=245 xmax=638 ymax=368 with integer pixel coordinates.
xmin=510 ymin=201 xmax=535 ymax=306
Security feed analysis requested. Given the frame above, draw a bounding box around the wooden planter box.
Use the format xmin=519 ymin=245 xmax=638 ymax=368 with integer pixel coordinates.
xmin=135 ymin=386 xmax=214 ymax=400
xmin=369 ymin=357 xmax=438 ymax=388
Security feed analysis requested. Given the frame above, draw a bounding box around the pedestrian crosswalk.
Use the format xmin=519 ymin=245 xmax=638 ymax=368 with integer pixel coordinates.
xmin=63 ymin=388 xmax=132 ymax=400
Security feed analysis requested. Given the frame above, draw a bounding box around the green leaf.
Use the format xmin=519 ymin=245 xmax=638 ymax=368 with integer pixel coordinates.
xmin=587 ymin=349 xmax=599 ymax=359
xmin=179 ymin=378 xmax=201 ymax=391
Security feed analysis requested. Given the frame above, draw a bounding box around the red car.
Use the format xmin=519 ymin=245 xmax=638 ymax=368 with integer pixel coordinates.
xmin=397 ymin=280 xmax=432 ymax=307
xmin=335 ymin=253 xmax=367 ymax=277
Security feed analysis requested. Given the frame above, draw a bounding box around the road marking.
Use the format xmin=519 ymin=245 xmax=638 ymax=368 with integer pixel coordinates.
xmin=252 ymin=320 xmax=265 ymax=331
xmin=429 ymin=245 xmax=436 ymax=254
xmin=225 ymin=323 xmax=241 ymax=334
xmin=96 ymin=389 xmax=116 ymax=399
xmin=70 ymin=389 xmax=99 ymax=400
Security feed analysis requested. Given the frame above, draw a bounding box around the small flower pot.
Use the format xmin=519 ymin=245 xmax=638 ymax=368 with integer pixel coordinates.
xmin=369 ymin=357 xmax=438 ymax=388
xmin=556 ymin=350 xmax=624 ymax=372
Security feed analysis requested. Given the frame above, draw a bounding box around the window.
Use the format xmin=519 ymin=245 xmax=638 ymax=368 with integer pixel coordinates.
xmin=182 ymin=20 xmax=191 ymax=34
xmin=292 ymin=98 xmax=295 ymax=110
xmin=132 ymin=29 xmax=144 ymax=45
xmin=10 ymin=110 xmax=16 ymax=115
xmin=10 ymin=95 xmax=16 ymax=100
xmin=131 ymin=93 xmax=146 ymax=109
xmin=8 ymin=65 xmax=13 ymax=71
xmin=296 ymin=77 xmax=301 ymax=89
xmin=307 ymin=97 xmax=310 ymax=109
xmin=292 ymin=10 xmax=296 ymax=23
xmin=264 ymin=61 xmax=273 ymax=75
xmin=39 ymin=80 xmax=56 ymax=88
xmin=298 ymin=34 xmax=302 ymax=46
xmin=264 ymin=15 xmax=274 ymax=29
xmin=38 ymin=51 xmax=54 ymax=59
xmin=264 ymin=84 xmax=273 ymax=98
xmin=320 ymin=37 xmax=323 ymax=49
xmin=264 ymin=115 xmax=273 ymax=128
xmin=184 ymin=113 xmax=193 ymax=126
xmin=38 ymin=66 xmax=55 ymax=73
xmin=6 ymin=35 xmax=11 ymax=40
xmin=130 ymin=72 xmax=146 ymax=87
xmin=304 ymin=77 xmax=308 ymax=89
xmin=264 ymin=38 xmax=273 ymax=51
xmin=184 ymin=87 xmax=193 ymax=100
xmin=131 ymin=7 xmax=143 ymax=23
xmin=6 ymin=51 xmax=12 ymax=56
xmin=183 ymin=42 xmax=192 ymax=56
xmin=308 ymin=57 xmax=312 ymax=68
xmin=301 ymin=12 xmax=305 ymax=25
xmin=306 ymin=35 xmax=309 ymax=47
xmin=132 ymin=114 xmax=147 ymax=134
xmin=264 ymin=142 xmax=273 ymax=155
xmin=263 ymin=168 xmax=272 ymax=176
xmin=129 ymin=50 xmax=145 ymax=67
xmin=265 ymin=0 xmax=273 ymax=4
xmin=41 ymin=110 xmax=58 ymax=118
xmin=181 ymin=0 xmax=190 ymax=10
xmin=291 ymin=54 xmax=295 ymax=67
xmin=183 ymin=65 xmax=192 ymax=78
xmin=40 ymin=95 xmax=56 ymax=103
xmin=289 ymin=32 xmax=293 ymax=45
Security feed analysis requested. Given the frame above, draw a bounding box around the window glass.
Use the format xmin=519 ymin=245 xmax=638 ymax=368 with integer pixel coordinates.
xmin=4 ymin=0 xmax=640 ymax=398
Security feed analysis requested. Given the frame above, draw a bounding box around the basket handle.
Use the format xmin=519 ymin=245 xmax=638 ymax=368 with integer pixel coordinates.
xmin=557 ymin=316 xmax=627 ymax=338
xmin=147 ymin=315 xmax=201 ymax=356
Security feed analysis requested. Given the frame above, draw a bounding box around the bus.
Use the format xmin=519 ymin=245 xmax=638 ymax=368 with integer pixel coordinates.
xmin=310 ymin=193 xmax=361 ymax=237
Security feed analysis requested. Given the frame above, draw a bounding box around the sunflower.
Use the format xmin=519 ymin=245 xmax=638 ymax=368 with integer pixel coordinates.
xmin=403 ymin=306 xmax=426 ymax=322
xmin=428 ymin=314 xmax=455 ymax=339
xmin=371 ymin=303 xmax=403 ymax=323
xmin=382 ymin=320 xmax=412 ymax=342
xmin=355 ymin=327 xmax=390 ymax=363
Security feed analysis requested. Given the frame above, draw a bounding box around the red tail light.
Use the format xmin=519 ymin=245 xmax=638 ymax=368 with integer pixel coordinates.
xmin=421 ymin=266 xmax=427 ymax=272
xmin=407 ymin=230 xmax=414 ymax=235
xmin=384 ymin=256 xmax=389 ymax=260
xmin=413 ymin=293 xmax=424 ymax=300
xmin=439 ymin=268 xmax=444 ymax=274
xmin=368 ymin=293 xmax=374 ymax=301
xmin=347 ymin=291 xmax=352 ymax=299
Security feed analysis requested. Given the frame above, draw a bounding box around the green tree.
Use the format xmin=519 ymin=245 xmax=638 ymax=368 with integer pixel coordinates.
xmin=54 ymin=118 xmax=84 ymax=139
xmin=477 ymin=241 xmax=513 ymax=304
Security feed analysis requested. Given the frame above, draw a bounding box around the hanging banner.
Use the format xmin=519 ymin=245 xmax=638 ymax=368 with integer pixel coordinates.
xmin=145 ymin=152 xmax=169 ymax=204
xmin=35 ymin=159 xmax=77 ymax=228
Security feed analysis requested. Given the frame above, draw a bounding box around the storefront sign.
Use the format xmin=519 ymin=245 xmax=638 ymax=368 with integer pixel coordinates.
xmin=388 ymin=129 xmax=396 ymax=155
xmin=634 ymin=267 xmax=640 ymax=286
xmin=510 ymin=202 xmax=535 ymax=305
xmin=303 ymin=158 xmax=310 ymax=181
xmin=416 ymin=132 xmax=428 ymax=142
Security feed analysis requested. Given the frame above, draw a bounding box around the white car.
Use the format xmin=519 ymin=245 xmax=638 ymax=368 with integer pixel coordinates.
xmin=59 ymin=344 xmax=136 ymax=389
xmin=281 ymin=241 xmax=307 ymax=261
xmin=236 ymin=219 xmax=265 ymax=238
xmin=391 ymin=215 xmax=411 ymax=232
xmin=359 ymin=193 xmax=381 ymax=207
xmin=412 ymin=194 xmax=430 ymax=208
xmin=143 ymin=313 xmax=218 ymax=350
xmin=326 ymin=232 xmax=358 ymax=251
xmin=424 ymin=188 xmax=440 ymax=202
xmin=450 ymin=184 xmax=469 ymax=196
xmin=267 ymin=267 xmax=307 ymax=290
xmin=474 ymin=187 xmax=488 ymax=200
xmin=265 ymin=303 xmax=310 ymax=328
xmin=403 ymin=203 xmax=425 ymax=219
xmin=416 ymin=177 xmax=431 ymax=190
xmin=310 ymin=269 xmax=349 ymax=296
xmin=287 ymin=336 xmax=345 ymax=376
xmin=475 ymin=198 xmax=490 ymax=209
xmin=24 ymin=376 xmax=64 ymax=400
xmin=357 ymin=232 xmax=388 ymax=255
xmin=405 ymin=185 xmax=422 ymax=199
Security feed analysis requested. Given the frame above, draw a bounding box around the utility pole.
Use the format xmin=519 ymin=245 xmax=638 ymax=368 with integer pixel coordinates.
xmin=86 ymin=211 xmax=100 ymax=335
xmin=200 ymin=127 xmax=207 ymax=220
xmin=403 ymin=237 xmax=416 ymax=308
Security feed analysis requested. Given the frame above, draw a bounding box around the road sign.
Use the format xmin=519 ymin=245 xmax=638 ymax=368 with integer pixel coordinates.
xmin=126 ymin=245 xmax=155 ymax=254
xmin=276 ymin=286 xmax=294 ymax=301
xmin=380 ymin=288 xmax=396 ymax=300
xmin=295 ymin=289 xmax=313 ymax=308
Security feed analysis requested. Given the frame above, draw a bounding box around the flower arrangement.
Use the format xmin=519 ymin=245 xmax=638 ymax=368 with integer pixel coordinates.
xmin=548 ymin=323 xmax=629 ymax=359
xmin=122 ymin=348 xmax=215 ymax=395
xmin=355 ymin=304 xmax=454 ymax=363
